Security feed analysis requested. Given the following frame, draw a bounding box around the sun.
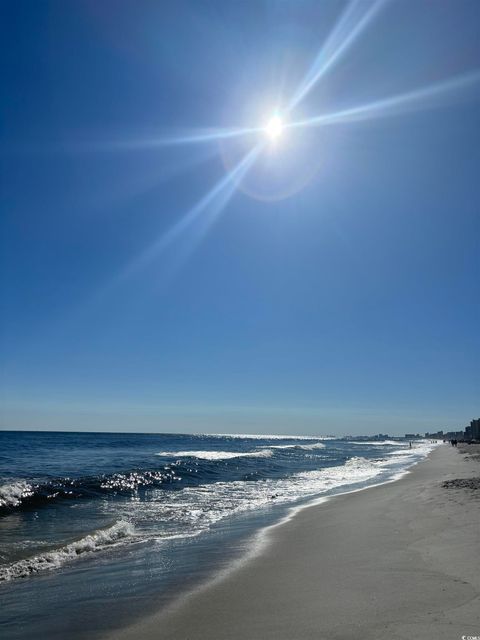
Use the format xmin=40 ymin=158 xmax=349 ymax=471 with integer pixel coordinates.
xmin=264 ymin=115 xmax=284 ymax=140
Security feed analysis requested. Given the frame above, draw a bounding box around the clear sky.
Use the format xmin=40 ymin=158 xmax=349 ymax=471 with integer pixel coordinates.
xmin=1 ymin=0 xmax=479 ymax=436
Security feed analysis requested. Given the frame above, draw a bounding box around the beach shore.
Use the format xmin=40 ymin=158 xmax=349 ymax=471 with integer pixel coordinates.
xmin=110 ymin=444 xmax=480 ymax=640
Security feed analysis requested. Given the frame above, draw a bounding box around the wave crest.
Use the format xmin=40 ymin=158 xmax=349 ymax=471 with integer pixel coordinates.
xmin=0 ymin=480 xmax=35 ymax=509
xmin=0 ymin=520 xmax=134 ymax=582
xmin=0 ymin=471 xmax=174 ymax=515
xmin=155 ymin=450 xmax=273 ymax=460
xmin=267 ymin=442 xmax=326 ymax=450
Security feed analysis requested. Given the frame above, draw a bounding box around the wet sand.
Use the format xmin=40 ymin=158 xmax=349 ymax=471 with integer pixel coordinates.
xmin=110 ymin=444 xmax=480 ymax=640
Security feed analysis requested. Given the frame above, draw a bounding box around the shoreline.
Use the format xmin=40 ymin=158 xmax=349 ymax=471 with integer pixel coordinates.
xmin=108 ymin=444 xmax=480 ymax=640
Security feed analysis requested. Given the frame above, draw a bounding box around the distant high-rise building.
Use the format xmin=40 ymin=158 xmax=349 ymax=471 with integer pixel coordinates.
xmin=469 ymin=418 xmax=480 ymax=440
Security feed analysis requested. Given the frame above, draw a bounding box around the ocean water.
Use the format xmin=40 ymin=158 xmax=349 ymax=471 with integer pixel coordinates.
xmin=0 ymin=430 xmax=436 ymax=639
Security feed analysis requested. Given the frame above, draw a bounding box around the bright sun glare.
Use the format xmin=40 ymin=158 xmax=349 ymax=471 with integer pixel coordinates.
xmin=264 ymin=115 xmax=283 ymax=140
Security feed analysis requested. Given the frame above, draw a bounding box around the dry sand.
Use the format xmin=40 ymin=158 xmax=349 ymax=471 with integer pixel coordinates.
xmin=110 ymin=444 xmax=480 ymax=640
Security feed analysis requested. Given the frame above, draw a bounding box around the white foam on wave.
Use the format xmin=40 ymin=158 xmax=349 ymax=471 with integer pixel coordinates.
xmin=0 ymin=480 xmax=34 ymax=508
xmin=387 ymin=449 xmax=415 ymax=456
xmin=349 ymin=440 xmax=409 ymax=446
xmin=266 ymin=442 xmax=326 ymax=451
xmin=120 ymin=456 xmax=388 ymax=534
xmin=0 ymin=520 xmax=135 ymax=582
xmin=299 ymin=442 xmax=327 ymax=450
xmin=123 ymin=449 xmax=437 ymax=539
xmin=155 ymin=449 xmax=273 ymax=460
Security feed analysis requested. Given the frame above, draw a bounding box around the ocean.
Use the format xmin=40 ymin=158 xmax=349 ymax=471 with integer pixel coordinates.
xmin=0 ymin=430 xmax=436 ymax=639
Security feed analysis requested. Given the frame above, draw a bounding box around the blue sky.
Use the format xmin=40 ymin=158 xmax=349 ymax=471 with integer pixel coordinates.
xmin=1 ymin=0 xmax=479 ymax=435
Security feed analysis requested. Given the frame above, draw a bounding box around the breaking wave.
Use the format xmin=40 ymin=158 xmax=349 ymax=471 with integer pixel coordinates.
xmin=0 ymin=470 xmax=177 ymax=515
xmin=126 ymin=455 xmax=388 ymax=534
xmin=0 ymin=480 xmax=35 ymax=509
xmin=0 ymin=521 xmax=135 ymax=582
xmin=155 ymin=449 xmax=273 ymax=460
xmin=267 ymin=442 xmax=326 ymax=451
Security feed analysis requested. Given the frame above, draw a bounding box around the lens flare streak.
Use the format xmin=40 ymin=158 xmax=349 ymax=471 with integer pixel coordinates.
xmin=288 ymin=0 xmax=388 ymax=112
xmin=88 ymin=126 xmax=262 ymax=152
xmin=288 ymin=70 xmax=480 ymax=130
xmin=119 ymin=145 xmax=260 ymax=280
xmin=146 ymin=126 xmax=262 ymax=147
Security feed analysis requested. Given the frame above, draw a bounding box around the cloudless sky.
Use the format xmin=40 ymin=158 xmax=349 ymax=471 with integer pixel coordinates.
xmin=1 ymin=0 xmax=479 ymax=436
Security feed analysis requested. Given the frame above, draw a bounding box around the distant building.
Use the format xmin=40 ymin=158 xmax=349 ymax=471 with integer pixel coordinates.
xmin=425 ymin=431 xmax=443 ymax=439
xmin=467 ymin=418 xmax=480 ymax=440
xmin=466 ymin=418 xmax=480 ymax=440
xmin=444 ymin=431 xmax=464 ymax=441
xmin=424 ymin=418 xmax=479 ymax=442
xmin=405 ymin=433 xmax=422 ymax=439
